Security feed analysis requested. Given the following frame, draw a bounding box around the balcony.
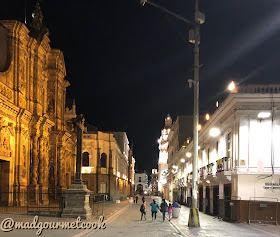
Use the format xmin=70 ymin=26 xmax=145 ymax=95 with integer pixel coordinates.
xmin=216 ymin=157 xmax=231 ymax=172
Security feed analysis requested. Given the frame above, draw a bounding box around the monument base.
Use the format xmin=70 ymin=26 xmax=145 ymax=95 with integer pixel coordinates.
xmin=61 ymin=183 xmax=93 ymax=220
xmin=188 ymin=208 xmax=200 ymax=227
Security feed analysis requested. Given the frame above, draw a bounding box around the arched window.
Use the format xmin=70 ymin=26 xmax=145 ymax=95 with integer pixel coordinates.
xmin=101 ymin=153 xmax=107 ymax=168
xmin=82 ymin=152 xmax=89 ymax=167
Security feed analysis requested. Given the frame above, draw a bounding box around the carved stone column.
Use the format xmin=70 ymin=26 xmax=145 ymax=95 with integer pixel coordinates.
xmin=61 ymin=115 xmax=92 ymax=219
xmin=31 ymin=136 xmax=39 ymax=185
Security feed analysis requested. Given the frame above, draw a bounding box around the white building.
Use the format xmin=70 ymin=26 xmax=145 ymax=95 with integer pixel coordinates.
xmin=170 ymin=84 xmax=280 ymax=224
xmin=135 ymin=172 xmax=148 ymax=195
xmin=158 ymin=115 xmax=172 ymax=196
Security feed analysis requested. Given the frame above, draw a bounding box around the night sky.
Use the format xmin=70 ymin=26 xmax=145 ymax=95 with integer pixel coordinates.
xmin=1 ymin=0 xmax=280 ymax=174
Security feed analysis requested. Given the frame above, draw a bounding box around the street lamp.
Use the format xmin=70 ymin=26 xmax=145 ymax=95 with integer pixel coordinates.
xmin=141 ymin=0 xmax=204 ymax=227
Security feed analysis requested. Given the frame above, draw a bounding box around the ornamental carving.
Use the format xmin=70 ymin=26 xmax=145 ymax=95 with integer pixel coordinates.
xmin=0 ymin=81 xmax=12 ymax=100
xmin=0 ymin=118 xmax=13 ymax=157
xmin=19 ymin=59 xmax=26 ymax=94
xmin=237 ymin=104 xmax=271 ymax=110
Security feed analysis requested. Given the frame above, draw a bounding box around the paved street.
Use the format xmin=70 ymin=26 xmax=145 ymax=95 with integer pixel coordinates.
xmin=1 ymin=196 xmax=280 ymax=236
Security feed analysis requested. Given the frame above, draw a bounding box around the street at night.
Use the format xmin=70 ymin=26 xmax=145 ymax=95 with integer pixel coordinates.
xmin=1 ymin=0 xmax=280 ymax=236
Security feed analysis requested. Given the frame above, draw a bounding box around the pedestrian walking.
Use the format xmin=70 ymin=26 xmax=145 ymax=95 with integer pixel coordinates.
xmin=135 ymin=195 xmax=138 ymax=204
xmin=140 ymin=201 xmax=147 ymax=220
xmin=142 ymin=196 xmax=145 ymax=203
xmin=160 ymin=199 xmax=168 ymax=222
xmin=133 ymin=195 xmax=136 ymax=204
xmin=168 ymin=203 xmax=172 ymax=221
xmin=150 ymin=199 xmax=159 ymax=221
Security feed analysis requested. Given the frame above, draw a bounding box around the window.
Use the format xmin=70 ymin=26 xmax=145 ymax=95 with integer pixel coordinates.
xmin=139 ymin=177 xmax=142 ymax=182
xmin=82 ymin=152 xmax=89 ymax=166
xmin=101 ymin=153 xmax=107 ymax=168
xmin=227 ymin=132 xmax=232 ymax=158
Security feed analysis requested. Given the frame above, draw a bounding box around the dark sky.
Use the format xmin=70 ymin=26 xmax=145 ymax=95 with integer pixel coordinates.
xmin=2 ymin=0 xmax=280 ymax=174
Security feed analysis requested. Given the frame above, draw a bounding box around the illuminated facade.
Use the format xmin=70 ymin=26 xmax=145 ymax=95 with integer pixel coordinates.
xmin=151 ymin=169 xmax=158 ymax=195
xmin=135 ymin=172 xmax=148 ymax=194
xmin=166 ymin=115 xmax=193 ymax=202
xmin=81 ymin=130 xmax=133 ymax=201
xmin=172 ymin=84 xmax=280 ymax=223
xmin=158 ymin=115 xmax=172 ymax=197
xmin=0 ymin=4 xmax=76 ymax=206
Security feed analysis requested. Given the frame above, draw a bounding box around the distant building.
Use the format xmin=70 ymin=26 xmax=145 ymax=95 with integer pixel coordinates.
xmin=82 ymin=130 xmax=132 ymax=201
xmin=167 ymin=115 xmax=193 ymax=202
xmin=135 ymin=172 xmax=148 ymax=195
xmin=151 ymin=169 xmax=158 ymax=195
xmin=158 ymin=115 xmax=172 ymax=198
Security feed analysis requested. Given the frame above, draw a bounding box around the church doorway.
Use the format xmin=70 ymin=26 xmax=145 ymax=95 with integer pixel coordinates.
xmin=0 ymin=160 xmax=10 ymax=205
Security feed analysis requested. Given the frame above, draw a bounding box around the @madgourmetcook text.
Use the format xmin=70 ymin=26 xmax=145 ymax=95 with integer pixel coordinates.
xmin=0 ymin=215 xmax=106 ymax=235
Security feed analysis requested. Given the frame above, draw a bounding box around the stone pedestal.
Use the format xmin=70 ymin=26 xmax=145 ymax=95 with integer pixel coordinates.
xmin=61 ymin=183 xmax=93 ymax=219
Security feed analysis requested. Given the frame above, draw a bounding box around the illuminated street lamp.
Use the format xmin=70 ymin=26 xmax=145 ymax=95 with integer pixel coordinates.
xmin=228 ymin=81 xmax=237 ymax=93
xmin=209 ymin=127 xmax=220 ymax=137
xmin=197 ymin=124 xmax=202 ymax=131
xmin=205 ymin=113 xmax=210 ymax=121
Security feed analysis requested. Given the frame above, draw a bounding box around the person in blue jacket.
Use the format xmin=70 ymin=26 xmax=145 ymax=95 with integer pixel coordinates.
xmin=150 ymin=199 xmax=160 ymax=221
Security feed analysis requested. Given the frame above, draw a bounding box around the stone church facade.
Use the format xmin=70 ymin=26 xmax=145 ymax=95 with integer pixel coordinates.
xmin=0 ymin=3 xmax=76 ymax=206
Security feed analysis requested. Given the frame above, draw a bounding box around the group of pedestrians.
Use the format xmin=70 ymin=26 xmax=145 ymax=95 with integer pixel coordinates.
xmin=137 ymin=196 xmax=176 ymax=222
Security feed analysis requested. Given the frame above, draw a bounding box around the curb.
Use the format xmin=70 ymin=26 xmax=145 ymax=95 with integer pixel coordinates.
xmin=73 ymin=203 xmax=132 ymax=237
xmin=169 ymin=220 xmax=188 ymax=237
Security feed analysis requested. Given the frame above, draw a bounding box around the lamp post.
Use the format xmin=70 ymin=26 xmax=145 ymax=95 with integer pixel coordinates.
xmin=141 ymin=0 xmax=203 ymax=227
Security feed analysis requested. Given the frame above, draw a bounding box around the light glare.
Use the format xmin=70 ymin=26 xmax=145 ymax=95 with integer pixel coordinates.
xmin=258 ymin=112 xmax=271 ymax=119
xmin=209 ymin=128 xmax=220 ymax=137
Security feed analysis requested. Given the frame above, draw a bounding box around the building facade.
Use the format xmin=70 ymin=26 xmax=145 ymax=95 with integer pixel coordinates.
xmin=158 ymin=115 xmax=172 ymax=197
xmin=135 ymin=172 xmax=148 ymax=195
xmin=81 ymin=130 xmax=133 ymax=201
xmin=166 ymin=115 xmax=193 ymax=202
xmin=0 ymin=4 xmax=76 ymax=206
xmin=151 ymin=169 xmax=158 ymax=195
xmin=169 ymin=84 xmax=280 ymax=223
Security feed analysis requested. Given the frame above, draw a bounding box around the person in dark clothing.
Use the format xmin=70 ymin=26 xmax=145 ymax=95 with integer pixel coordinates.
xmin=142 ymin=196 xmax=145 ymax=203
xmin=135 ymin=195 xmax=138 ymax=204
xmin=160 ymin=199 xmax=168 ymax=222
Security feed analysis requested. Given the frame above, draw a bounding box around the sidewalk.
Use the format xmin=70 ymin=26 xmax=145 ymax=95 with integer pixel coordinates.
xmin=0 ymin=199 xmax=131 ymax=237
xmin=171 ymin=204 xmax=280 ymax=237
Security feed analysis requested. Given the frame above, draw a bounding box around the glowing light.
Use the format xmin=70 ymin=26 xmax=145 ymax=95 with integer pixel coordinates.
xmin=216 ymin=101 xmax=219 ymax=108
xmin=198 ymin=146 xmax=201 ymax=150
xmin=158 ymin=139 xmax=161 ymax=143
xmin=186 ymin=152 xmax=192 ymax=158
xmin=81 ymin=167 xmax=94 ymax=174
xmin=132 ymin=181 xmax=134 ymax=185
xmin=172 ymin=165 xmax=178 ymax=169
xmin=197 ymin=124 xmax=202 ymax=131
xmin=209 ymin=128 xmax=220 ymax=137
xmin=181 ymin=158 xmax=185 ymax=163
xmin=206 ymin=180 xmax=210 ymax=184
xmin=117 ymin=171 xmax=120 ymax=178
xmin=205 ymin=114 xmax=210 ymax=121
xmin=228 ymin=81 xmax=235 ymax=91
xmin=258 ymin=112 xmax=271 ymax=119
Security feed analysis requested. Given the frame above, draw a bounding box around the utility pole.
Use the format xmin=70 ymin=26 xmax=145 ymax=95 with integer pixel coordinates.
xmin=140 ymin=0 xmax=203 ymax=227
xmin=188 ymin=0 xmax=201 ymax=227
